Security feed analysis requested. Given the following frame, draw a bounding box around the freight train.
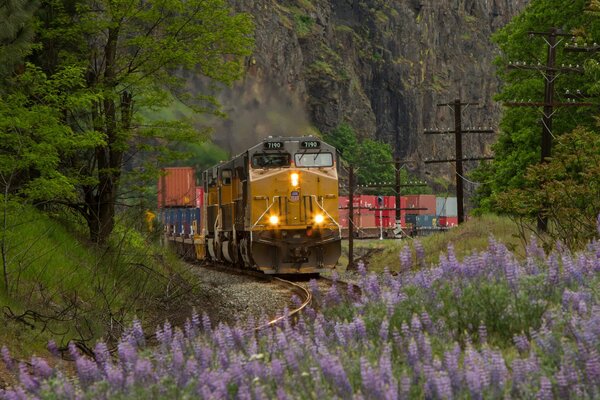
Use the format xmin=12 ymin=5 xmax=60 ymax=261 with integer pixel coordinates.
xmin=338 ymin=194 xmax=459 ymax=238
xmin=159 ymin=136 xmax=342 ymax=274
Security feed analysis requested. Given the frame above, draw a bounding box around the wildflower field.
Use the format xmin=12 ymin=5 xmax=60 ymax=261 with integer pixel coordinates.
xmin=2 ymin=223 xmax=600 ymax=399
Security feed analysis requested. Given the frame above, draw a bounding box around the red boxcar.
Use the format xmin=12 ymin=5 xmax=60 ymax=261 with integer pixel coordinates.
xmin=405 ymin=194 xmax=436 ymax=215
xmin=158 ymin=167 xmax=196 ymax=208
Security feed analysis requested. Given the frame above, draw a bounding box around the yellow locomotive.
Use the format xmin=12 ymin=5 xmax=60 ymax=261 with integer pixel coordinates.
xmin=202 ymin=136 xmax=341 ymax=274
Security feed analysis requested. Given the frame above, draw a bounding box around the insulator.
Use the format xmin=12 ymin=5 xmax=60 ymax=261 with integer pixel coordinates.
xmin=594 ymin=43 xmax=598 ymax=46
xmin=566 ymin=89 xmax=570 ymax=94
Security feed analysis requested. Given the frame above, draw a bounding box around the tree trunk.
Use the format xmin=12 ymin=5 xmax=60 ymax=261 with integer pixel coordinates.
xmin=87 ymin=26 xmax=123 ymax=245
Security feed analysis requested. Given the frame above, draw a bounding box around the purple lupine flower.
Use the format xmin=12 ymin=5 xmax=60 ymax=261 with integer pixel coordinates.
xmin=400 ymin=373 xmax=411 ymax=399
xmin=478 ymin=323 xmax=488 ymax=345
xmin=365 ymin=274 xmax=382 ymax=300
xmin=134 ymin=358 xmax=155 ymax=383
xmin=434 ymin=371 xmax=453 ymax=399
xmin=132 ymin=319 xmax=145 ymax=347
xmin=352 ymin=316 xmax=367 ymax=340
xmin=105 ymin=363 xmax=125 ymax=388
xmin=360 ymin=356 xmax=383 ymax=399
xmin=488 ymin=351 xmax=508 ymax=389
xmin=94 ymin=341 xmax=110 ymax=367
xmin=30 ymin=356 xmax=52 ymax=380
xmin=536 ymin=376 xmax=553 ymax=400
xmin=547 ymin=253 xmax=560 ymax=286
xmin=585 ymin=349 xmax=600 ymax=384
xmin=276 ymin=387 xmax=290 ymax=400
xmin=47 ymin=340 xmax=60 ymax=358
xmin=0 ymin=388 xmax=27 ymax=400
xmin=379 ymin=345 xmax=394 ymax=384
xmin=444 ymin=344 xmax=461 ymax=389
xmin=68 ymin=342 xmax=80 ymax=361
xmin=420 ymin=311 xmax=433 ymax=333
xmin=117 ymin=341 xmax=137 ymax=365
xmin=407 ymin=338 xmax=419 ymax=367
xmin=357 ymin=260 xmax=367 ymax=276
xmin=399 ymin=245 xmax=412 ymax=270
xmin=1 ymin=346 xmax=14 ymax=371
xmin=202 ymin=313 xmax=212 ymax=333
xmin=76 ymin=356 xmax=99 ymax=386
xmin=379 ymin=319 xmax=389 ymax=342
xmin=318 ymin=351 xmax=353 ymax=397
xmin=325 ymin=283 xmax=342 ymax=305
xmin=18 ymin=362 xmax=39 ymax=393
xmin=513 ymin=334 xmax=530 ymax=354
xmin=414 ymin=240 xmax=425 ymax=267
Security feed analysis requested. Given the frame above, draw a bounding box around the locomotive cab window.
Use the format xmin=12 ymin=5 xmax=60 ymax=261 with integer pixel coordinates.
xmin=251 ymin=153 xmax=291 ymax=168
xmin=221 ymin=169 xmax=232 ymax=185
xmin=294 ymin=152 xmax=333 ymax=167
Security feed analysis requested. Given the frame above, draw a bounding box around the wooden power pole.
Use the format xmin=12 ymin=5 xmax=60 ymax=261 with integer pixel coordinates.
xmin=503 ymin=28 xmax=594 ymax=232
xmin=424 ymin=99 xmax=494 ymax=224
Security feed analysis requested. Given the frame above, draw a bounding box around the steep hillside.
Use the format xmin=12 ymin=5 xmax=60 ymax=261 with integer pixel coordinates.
xmin=218 ymin=0 xmax=528 ymax=182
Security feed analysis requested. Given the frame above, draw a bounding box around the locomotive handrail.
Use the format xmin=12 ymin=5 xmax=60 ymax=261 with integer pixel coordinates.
xmin=308 ymin=195 xmax=342 ymax=235
xmin=251 ymin=196 xmax=281 ymax=230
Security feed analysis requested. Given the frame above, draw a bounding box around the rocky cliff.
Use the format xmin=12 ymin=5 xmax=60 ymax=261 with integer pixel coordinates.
xmin=216 ymin=0 xmax=529 ymax=182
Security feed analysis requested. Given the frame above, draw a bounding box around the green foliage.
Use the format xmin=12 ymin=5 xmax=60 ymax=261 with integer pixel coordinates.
xmin=0 ymin=0 xmax=37 ymax=79
xmin=496 ymin=127 xmax=600 ymax=249
xmin=12 ymin=0 xmax=255 ymax=242
xmin=473 ymin=0 xmax=600 ymax=213
xmin=324 ymin=124 xmax=430 ymax=194
xmin=0 ymin=64 xmax=104 ymax=202
xmin=0 ymin=204 xmax=200 ymax=356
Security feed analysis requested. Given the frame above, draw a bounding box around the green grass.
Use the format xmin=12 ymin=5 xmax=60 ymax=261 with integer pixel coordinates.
xmin=0 ymin=204 xmax=197 ymax=359
xmin=335 ymin=214 xmax=523 ymax=273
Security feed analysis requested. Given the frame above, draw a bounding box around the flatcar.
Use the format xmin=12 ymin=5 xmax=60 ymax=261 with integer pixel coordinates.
xmin=159 ymin=137 xmax=342 ymax=274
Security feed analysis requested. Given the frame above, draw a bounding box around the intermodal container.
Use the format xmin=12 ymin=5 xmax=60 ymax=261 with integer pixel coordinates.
xmin=405 ymin=194 xmax=436 ymax=215
xmin=416 ymin=214 xmax=436 ymax=228
xmin=439 ymin=216 xmax=459 ymax=227
xmin=338 ymin=208 xmax=349 ymax=229
xmin=405 ymin=214 xmax=417 ymax=226
xmin=436 ymin=197 xmax=458 ymax=217
xmin=195 ymin=187 xmax=205 ymax=209
xmin=158 ymin=167 xmax=195 ymax=208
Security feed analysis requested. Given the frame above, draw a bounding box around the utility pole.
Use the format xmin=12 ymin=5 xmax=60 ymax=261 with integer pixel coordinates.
xmin=359 ymin=161 xmax=427 ymax=237
xmin=347 ymin=165 xmax=355 ymax=270
xmin=504 ymin=28 xmax=594 ymax=232
xmin=424 ymin=99 xmax=494 ymax=224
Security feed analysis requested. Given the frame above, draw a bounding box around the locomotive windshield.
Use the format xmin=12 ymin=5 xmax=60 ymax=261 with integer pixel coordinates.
xmin=294 ymin=152 xmax=333 ymax=167
xmin=252 ymin=153 xmax=291 ymax=168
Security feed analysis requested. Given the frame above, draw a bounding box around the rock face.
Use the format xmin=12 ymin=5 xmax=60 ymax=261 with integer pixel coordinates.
xmin=218 ymin=0 xmax=529 ymax=181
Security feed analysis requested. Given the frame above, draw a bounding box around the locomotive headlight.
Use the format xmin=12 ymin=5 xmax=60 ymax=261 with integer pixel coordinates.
xmin=269 ymin=215 xmax=280 ymax=225
xmin=290 ymin=172 xmax=300 ymax=187
xmin=314 ymin=214 xmax=325 ymax=224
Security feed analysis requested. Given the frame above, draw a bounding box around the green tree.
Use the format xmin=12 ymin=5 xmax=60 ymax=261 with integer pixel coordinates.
xmin=0 ymin=0 xmax=37 ymax=79
xmin=324 ymin=124 xmax=429 ymax=194
xmin=473 ymin=0 xmax=600 ymax=211
xmin=28 ymin=0 xmax=254 ymax=243
xmin=496 ymin=127 xmax=600 ymax=249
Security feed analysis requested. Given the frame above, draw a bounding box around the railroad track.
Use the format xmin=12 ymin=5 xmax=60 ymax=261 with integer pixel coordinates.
xmin=193 ymin=262 xmax=362 ymax=331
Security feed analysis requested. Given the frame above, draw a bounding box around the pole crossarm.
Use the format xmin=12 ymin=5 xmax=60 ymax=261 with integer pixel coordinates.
xmin=357 ymin=183 xmax=428 ymax=188
xmin=507 ymin=64 xmax=584 ymax=73
xmin=424 ymin=129 xmax=495 ymax=134
xmin=503 ymin=101 xmax=595 ymax=107
xmin=425 ymin=157 xmax=494 ymax=164
xmin=565 ymin=44 xmax=600 ymax=53
xmin=437 ymin=102 xmax=479 ymax=107
xmin=527 ymin=30 xmax=575 ymax=37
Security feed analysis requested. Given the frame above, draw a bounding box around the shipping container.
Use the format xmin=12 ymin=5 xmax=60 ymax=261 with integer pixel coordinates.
xmin=416 ymin=214 xmax=437 ymax=228
xmin=439 ymin=216 xmax=459 ymax=227
xmin=436 ymin=197 xmax=458 ymax=217
xmin=158 ymin=167 xmax=196 ymax=208
xmin=405 ymin=194 xmax=436 ymax=215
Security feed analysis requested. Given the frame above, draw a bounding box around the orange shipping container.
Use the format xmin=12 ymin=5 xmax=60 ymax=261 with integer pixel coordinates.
xmin=158 ymin=167 xmax=196 ymax=208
